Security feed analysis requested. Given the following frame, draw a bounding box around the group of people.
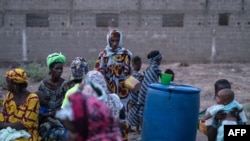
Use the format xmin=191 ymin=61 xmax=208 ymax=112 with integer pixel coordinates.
xmin=0 ymin=28 xmax=162 ymax=141
xmin=0 ymin=28 xmax=247 ymax=141
xmin=200 ymin=79 xmax=248 ymax=141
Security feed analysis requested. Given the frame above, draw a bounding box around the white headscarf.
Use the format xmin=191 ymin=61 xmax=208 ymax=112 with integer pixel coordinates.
xmin=85 ymin=70 xmax=123 ymax=120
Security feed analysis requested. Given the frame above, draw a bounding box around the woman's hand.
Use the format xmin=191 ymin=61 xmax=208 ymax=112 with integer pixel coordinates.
xmin=0 ymin=122 xmax=26 ymax=130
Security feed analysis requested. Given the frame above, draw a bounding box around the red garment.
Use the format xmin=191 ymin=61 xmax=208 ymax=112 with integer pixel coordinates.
xmin=69 ymin=92 xmax=122 ymax=141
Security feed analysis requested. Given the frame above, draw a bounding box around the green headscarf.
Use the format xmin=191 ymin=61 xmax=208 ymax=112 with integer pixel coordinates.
xmin=46 ymin=52 xmax=66 ymax=68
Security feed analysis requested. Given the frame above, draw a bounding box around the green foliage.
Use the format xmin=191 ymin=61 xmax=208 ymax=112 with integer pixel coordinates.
xmin=20 ymin=62 xmax=48 ymax=82
xmin=87 ymin=59 xmax=96 ymax=70
xmin=0 ymin=62 xmax=48 ymax=90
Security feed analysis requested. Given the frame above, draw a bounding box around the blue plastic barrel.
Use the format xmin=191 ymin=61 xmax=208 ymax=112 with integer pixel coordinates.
xmin=142 ymin=83 xmax=200 ymax=141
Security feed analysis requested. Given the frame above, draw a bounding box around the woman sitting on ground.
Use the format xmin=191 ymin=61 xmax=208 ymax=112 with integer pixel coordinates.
xmin=0 ymin=68 xmax=41 ymax=141
xmin=38 ymin=52 xmax=68 ymax=140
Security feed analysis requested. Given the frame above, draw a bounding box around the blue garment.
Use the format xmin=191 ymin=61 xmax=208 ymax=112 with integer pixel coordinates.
xmin=208 ymin=100 xmax=243 ymax=141
xmin=38 ymin=80 xmax=68 ymax=141
xmin=39 ymin=106 xmax=49 ymax=115
xmin=209 ymin=100 xmax=242 ymax=116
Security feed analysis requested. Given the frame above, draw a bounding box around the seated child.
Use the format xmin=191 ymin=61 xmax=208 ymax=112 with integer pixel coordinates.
xmin=201 ymin=89 xmax=245 ymax=141
xmin=164 ymin=68 xmax=175 ymax=81
xmin=37 ymin=91 xmax=51 ymax=121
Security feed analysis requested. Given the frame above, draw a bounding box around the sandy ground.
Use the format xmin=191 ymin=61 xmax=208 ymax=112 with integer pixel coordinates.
xmin=1 ymin=62 xmax=250 ymax=141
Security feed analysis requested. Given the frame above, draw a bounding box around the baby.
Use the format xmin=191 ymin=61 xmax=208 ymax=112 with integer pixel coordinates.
xmin=201 ymin=89 xmax=243 ymax=141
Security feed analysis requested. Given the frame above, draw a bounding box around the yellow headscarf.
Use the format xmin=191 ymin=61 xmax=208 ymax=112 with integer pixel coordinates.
xmin=6 ymin=68 xmax=28 ymax=83
xmin=46 ymin=52 xmax=66 ymax=68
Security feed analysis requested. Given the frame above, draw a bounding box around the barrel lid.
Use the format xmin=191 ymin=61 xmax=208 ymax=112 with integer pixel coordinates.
xmin=149 ymin=83 xmax=201 ymax=93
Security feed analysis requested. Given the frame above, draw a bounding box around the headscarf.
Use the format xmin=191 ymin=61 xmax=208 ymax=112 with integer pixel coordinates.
xmin=147 ymin=51 xmax=162 ymax=75
xmin=84 ymin=70 xmax=123 ymax=120
xmin=148 ymin=52 xmax=162 ymax=64
xmin=84 ymin=70 xmax=108 ymax=102
xmin=85 ymin=70 xmax=109 ymax=94
xmin=6 ymin=68 xmax=28 ymax=83
xmin=46 ymin=52 xmax=66 ymax=68
xmin=55 ymin=92 xmax=122 ymax=141
xmin=106 ymin=29 xmax=123 ymax=48
xmin=104 ymin=29 xmax=126 ymax=56
xmin=70 ymin=57 xmax=89 ymax=81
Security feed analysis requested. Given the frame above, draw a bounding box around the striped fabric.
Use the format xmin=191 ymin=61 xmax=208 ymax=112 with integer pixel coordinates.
xmin=127 ymin=71 xmax=143 ymax=126
xmin=137 ymin=61 xmax=161 ymax=118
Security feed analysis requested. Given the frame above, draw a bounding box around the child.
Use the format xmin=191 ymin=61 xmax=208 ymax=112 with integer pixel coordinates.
xmin=36 ymin=90 xmax=51 ymax=123
xmin=204 ymin=79 xmax=247 ymax=141
xmin=164 ymin=68 xmax=175 ymax=81
xmin=201 ymin=89 xmax=245 ymax=141
xmin=138 ymin=50 xmax=162 ymax=118
xmin=127 ymin=56 xmax=144 ymax=133
xmin=36 ymin=91 xmax=67 ymax=140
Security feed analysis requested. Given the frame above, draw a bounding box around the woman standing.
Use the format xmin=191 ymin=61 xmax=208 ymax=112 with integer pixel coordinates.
xmin=0 ymin=68 xmax=41 ymax=141
xmin=94 ymin=29 xmax=132 ymax=141
xmin=38 ymin=52 xmax=67 ymax=141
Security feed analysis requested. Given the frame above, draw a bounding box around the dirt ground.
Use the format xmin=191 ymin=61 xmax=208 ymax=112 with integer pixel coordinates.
xmin=1 ymin=62 xmax=250 ymax=141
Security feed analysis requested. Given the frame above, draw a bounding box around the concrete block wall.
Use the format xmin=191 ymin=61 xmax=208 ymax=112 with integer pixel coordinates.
xmin=74 ymin=0 xmax=138 ymax=11
xmin=0 ymin=0 xmax=249 ymax=65
xmin=4 ymin=0 xmax=69 ymax=10
xmin=209 ymin=0 xmax=242 ymax=11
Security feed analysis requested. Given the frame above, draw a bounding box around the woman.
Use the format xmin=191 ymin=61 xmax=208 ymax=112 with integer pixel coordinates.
xmin=95 ymin=29 xmax=132 ymax=141
xmin=0 ymin=68 xmax=41 ymax=141
xmin=61 ymin=57 xmax=89 ymax=108
xmin=38 ymin=52 xmax=67 ymax=141
xmin=56 ymin=83 xmax=122 ymax=141
xmin=138 ymin=50 xmax=162 ymax=118
xmin=136 ymin=51 xmax=162 ymax=141
xmin=85 ymin=70 xmax=123 ymax=120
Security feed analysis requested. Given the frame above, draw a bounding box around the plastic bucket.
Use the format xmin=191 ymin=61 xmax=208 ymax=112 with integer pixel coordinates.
xmin=142 ymin=83 xmax=200 ymax=141
xmin=161 ymin=73 xmax=172 ymax=85
xmin=124 ymin=76 xmax=141 ymax=92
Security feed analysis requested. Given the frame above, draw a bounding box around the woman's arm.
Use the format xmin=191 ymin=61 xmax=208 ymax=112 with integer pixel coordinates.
xmin=94 ymin=51 xmax=106 ymax=75
xmin=0 ymin=121 xmax=27 ymax=130
xmin=21 ymin=94 xmax=40 ymax=130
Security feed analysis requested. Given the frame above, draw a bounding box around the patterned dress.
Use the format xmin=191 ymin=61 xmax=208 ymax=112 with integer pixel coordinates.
xmin=0 ymin=93 xmax=41 ymax=141
xmin=38 ymin=81 xmax=67 ymax=141
xmin=70 ymin=92 xmax=122 ymax=141
xmin=95 ymin=29 xmax=132 ymax=141
xmin=95 ymin=31 xmax=132 ymax=113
